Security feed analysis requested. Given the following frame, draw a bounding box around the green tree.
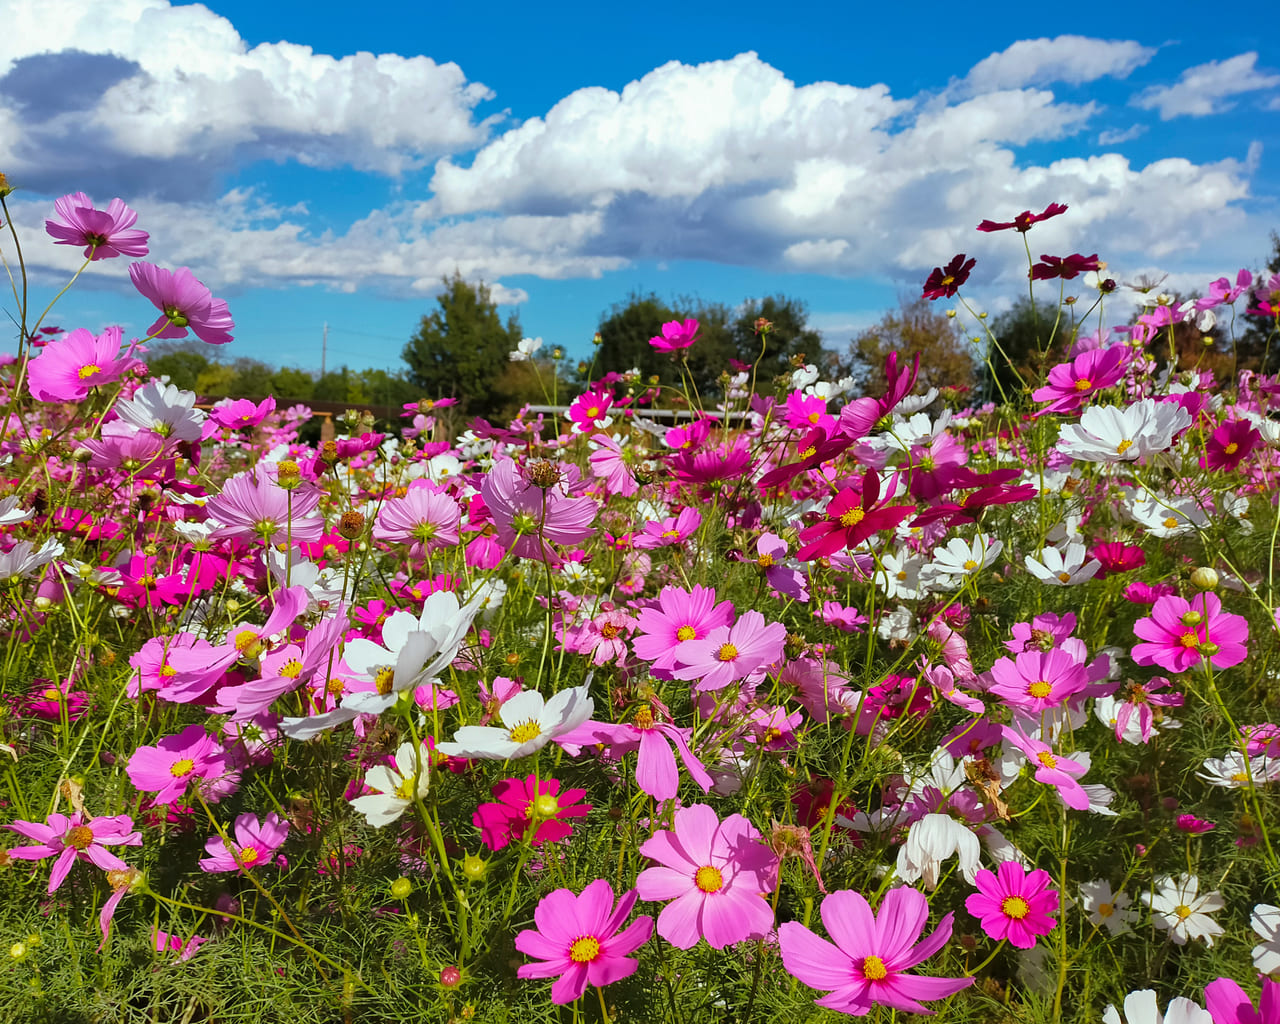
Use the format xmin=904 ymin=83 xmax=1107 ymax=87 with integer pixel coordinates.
xmin=402 ymin=272 xmax=523 ymax=419
xmin=975 ymin=299 xmax=1064 ymax=405
xmin=727 ymin=295 xmax=827 ymax=387
xmin=848 ymin=297 xmax=977 ymax=397
xmin=144 ymin=341 xmax=213 ymax=392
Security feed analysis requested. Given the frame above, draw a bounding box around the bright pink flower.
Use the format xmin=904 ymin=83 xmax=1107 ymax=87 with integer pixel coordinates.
xmin=27 ymin=326 xmax=138 ymax=402
xmin=669 ymin=436 xmax=753 ymax=484
xmin=154 ymin=930 xmax=206 ymax=962
xmin=1001 ymin=728 xmax=1090 ymax=811
xmin=1196 ymin=270 xmax=1253 ymax=311
xmin=1132 ymin=593 xmax=1249 ymax=673
xmin=7 ymin=812 xmax=141 ymax=893
xmin=635 ymin=803 xmax=778 ymax=949
xmin=977 ymin=203 xmax=1068 ymax=233
xmin=567 ymin=387 xmax=613 ymax=433
xmin=672 ymin=609 xmax=787 ymax=692
xmin=1032 ymin=346 xmax=1128 ymax=415
xmin=1204 ymin=419 xmax=1261 ymax=472
xmin=129 ymin=262 xmax=234 ymax=344
xmin=199 ymin=812 xmax=288 ymax=872
xmin=797 ymin=471 xmax=916 ymax=562
xmin=570 ymin=609 xmax=638 ymax=668
xmin=784 ymin=391 xmax=836 ymax=433
xmin=965 ymin=861 xmax=1059 ymax=949
xmin=1111 ymin=676 xmax=1183 ymax=743
xmin=473 ymin=775 xmax=589 ymax=852
xmin=45 ymin=192 xmax=149 ymax=260
xmin=633 ymin=585 xmax=734 ymax=673
xmin=1205 ymin=975 xmax=1280 ymax=1024
xmin=204 ymin=465 xmax=325 ymax=546
xmin=1124 ymin=580 xmax=1178 ymax=605
xmin=633 ymin=507 xmax=701 ymax=550
xmin=126 ymin=724 xmax=228 ymax=806
xmin=648 ymin=318 xmax=701 ymax=352
xmin=587 ymin=434 xmax=639 ymax=496
xmin=987 ymin=649 xmax=1087 ymax=713
xmin=515 ymin=880 xmax=653 ymax=1004
xmin=580 ymin=703 xmax=713 ymax=802
xmin=1176 ymin=814 xmax=1215 ymax=835
xmin=373 ymin=483 xmax=461 ymax=554
xmin=780 ymin=887 xmax=973 ymax=1016
xmin=208 ymin=396 xmax=275 ymax=431
xmin=820 ymin=601 xmax=867 ymax=633
xmin=1090 ymin=542 xmax=1145 ymax=578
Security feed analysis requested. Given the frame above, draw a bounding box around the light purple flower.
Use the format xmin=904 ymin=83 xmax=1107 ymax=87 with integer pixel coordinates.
xmin=129 ymin=262 xmax=234 ymax=345
xmin=45 ymin=192 xmax=149 ymax=260
xmin=199 ymin=812 xmax=288 ymax=872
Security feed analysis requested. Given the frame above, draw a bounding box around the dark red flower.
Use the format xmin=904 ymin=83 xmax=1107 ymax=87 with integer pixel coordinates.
xmin=977 ymin=202 xmax=1068 ymax=233
xmin=1030 ymin=253 xmax=1101 ymax=281
xmin=922 ymin=254 xmax=976 ymax=300
xmin=796 ymin=471 xmax=916 ymax=561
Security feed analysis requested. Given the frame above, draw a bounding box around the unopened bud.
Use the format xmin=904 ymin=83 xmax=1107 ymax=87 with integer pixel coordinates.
xmin=461 ymin=854 xmax=487 ymax=881
xmin=440 ymin=966 xmax=462 ymax=989
xmin=0 ymin=172 xmax=12 ymax=199
xmin=1190 ymin=567 xmax=1219 ymax=590
xmin=390 ymin=876 xmax=412 ymax=899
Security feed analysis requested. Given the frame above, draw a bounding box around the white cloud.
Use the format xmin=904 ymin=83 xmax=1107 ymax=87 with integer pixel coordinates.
xmin=0 ymin=0 xmax=496 ymax=197
xmin=1132 ymin=52 xmax=1280 ymax=119
xmin=965 ymin=36 xmax=1155 ymax=91
xmin=1097 ymin=124 xmax=1148 ymax=145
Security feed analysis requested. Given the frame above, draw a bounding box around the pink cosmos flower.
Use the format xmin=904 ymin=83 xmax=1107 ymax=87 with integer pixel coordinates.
xmin=587 ymin=434 xmax=639 ymax=496
xmin=779 ymin=887 xmax=973 ymax=1016
xmin=784 ymin=390 xmax=837 ymax=433
xmin=578 ymin=703 xmax=713 ymax=801
xmin=649 ymin=318 xmax=700 ymax=352
xmin=154 ymin=930 xmax=206 ymax=962
xmin=129 ymin=262 xmax=234 ymax=345
xmin=373 ymin=483 xmax=461 ymax=554
xmin=204 ymin=465 xmax=326 ymax=546
xmin=633 ymin=585 xmax=734 ymax=673
xmin=1032 ymin=346 xmax=1128 ymax=415
xmin=820 ymin=601 xmax=868 ymax=633
xmin=1132 ymin=593 xmax=1249 ymax=673
xmin=987 ymin=649 xmax=1087 ymax=713
xmin=633 ymin=507 xmax=702 ymax=550
xmin=671 ymin=609 xmax=787 ymax=692
xmin=126 ymin=724 xmax=229 ymax=806
xmin=45 ymin=192 xmax=149 ymax=260
xmin=965 ymin=861 xmax=1059 ymax=949
xmin=1111 ymin=676 xmax=1183 ymax=743
xmin=481 ymin=458 xmax=597 ymax=562
xmin=208 ymin=396 xmax=275 ymax=431
xmin=1204 ymin=419 xmax=1261 ymax=472
xmin=27 ymin=326 xmax=139 ymax=402
xmin=797 ymin=471 xmax=916 ymax=562
xmin=7 ymin=812 xmax=141 ymax=893
xmin=1002 ymin=727 xmax=1091 ymax=809
xmin=570 ymin=609 xmax=638 ymax=668
xmin=635 ymin=803 xmax=778 ymax=949
xmin=199 ymin=812 xmax=288 ymax=872
xmin=473 ymin=775 xmax=589 ymax=852
xmin=567 ymin=387 xmax=613 ymax=433
xmin=515 ymin=880 xmax=653 ymax=1004
xmin=1205 ymin=975 xmax=1280 ymax=1024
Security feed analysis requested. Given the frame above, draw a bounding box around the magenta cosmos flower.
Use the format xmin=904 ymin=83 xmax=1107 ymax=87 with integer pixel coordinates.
xmin=1132 ymin=593 xmax=1249 ymax=673
xmin=128 ymin=262 xmax=234 ymax=344
xmin=27 ymin=326 xmax=138 ymax=402
xmin=635 ymin=803 xmax=778 ymax=949
xmin=582 ymin=703 xmax=714 ymax=801
xmin=797 ymin=471 xmax=916 ymax=562
xmin=779 ymin=887 xmax=973 ymax=1016
xmin=7 ymin=811 xmax=141 ymax=893
xmin=126 ymin=723 xmax=228 ymax=806
xmin=515 ymin=880 xmax=653 ymax=1004
xmin=986 ymin=649 xmax=1087 ymax=714
xmin=45 ymin=192 xmax=149 ymax=260
xmin=977 ymin=202 xmax=1068 ymax=233
xmin=649 ymin=318 xmax=701 ymax=352
xmin=966 ymin=861 xmax=1059 ymax=949
xmin=1032 ymin=346 xmax=1128 ymax=415
xmin=480 ymin=458 xmax=596 ymax=562
xmin=671 ymin=609 xmax=787 ymax=692
xmin=1002 ymin=727 xmax=1091 ymax=810
xmin=1205 ymin=975 xmax=1280 ymax=1024
xmin=199 ymin=812 xmax=288 ymax=872
xmin=472 ymin=775 xmax=589 ymax=851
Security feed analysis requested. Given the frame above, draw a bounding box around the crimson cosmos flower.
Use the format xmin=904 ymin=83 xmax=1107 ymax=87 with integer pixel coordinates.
xmin=1030 ymin=253 xmax=1101 ymax=281
xmin=977 ymin=202 xmax=1068 ymax=232
xmin=797 ymin=471 xmax=916 ymax=561
xmin=922 ymin=254 xmax=976 ymax=300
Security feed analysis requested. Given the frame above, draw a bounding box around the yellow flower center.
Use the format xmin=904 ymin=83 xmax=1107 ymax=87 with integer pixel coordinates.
xmin=509 ymin=720 xmax=542 ymax=744
xmin=798 ymin=445 xmax=817 ymax=459
xmin=160 ymin=664 xmax=177 ymax=677
xmin=861 ymin=955 xmax=888 ymax=981
xmin=237 ymin=846 xmax=260 ymax=867
xmin=1163 ymin=516 xmax=1180 ymax=529
xmin=327 ymin=677 xmax=346 ymax=697
xmin=569 ymin=936 xmax=601 ymax=962
xmin=1098 ymin=902 xmax=1114 ymax=918
xmin=662 ymin=529 xmax=680 ymax=539
xmin=1073 ymin=378 xmax=1092 ymax=392
xmin=632 ymin=705 xmax=654 ymax=730
xmin=585 ymin=406 xmax=600 ymax=419
xmin=963 ymin=559 xmax=979 ymax=571
xmin=1225 ymin=442 xmax=1239 ymax=455
xmin=170 ymin=757 xmax=195 ymax=778
xmin=600 ymin=623 xmax=621 ymax=639
xmin=1001 ymin=896 xmax=1031 ymax=920
xmin=77 ymin=363 xmax=102 ymax=381
xmin=838 ymin=507 xmax=866 ymax=528
xmin=234 ymin=629 xmax=262 ymax=655
xmin=940 ymin=275 xmax=955 ymax=286
xmin=374 ymin=666 xmax=396 ymax=695
xmin=279 ymin=659 xmax=303 ymax=679
xmin=1116 ymin=439 xmax=1133 ymax=454
xmin=695 ymin=865 xmax=724 ymax=893
xmin=1232 ymin=771 xmax=1249 ymax=783
xmin=676 ymin=625 xmax=697 ymax=642
xmin=1027 ymin=680 xmax=1052 ymax=699
xmin=1179 ymin=632 xmax=1200 ymax=649
xmin=716 ymin=643 xmax=739 ymax=662
xmin=66 ymin=825 xmax=94 ymax=850
xmin=757 ymin=554 xmax=775 ymax=568
xmin=1058 ymin=571 xmax=1072 ymax=583
xmin=1175 ymin=904 xmax=1192 ymax=920
xmin=1036 ymin=751 xmax=1058 ymax=770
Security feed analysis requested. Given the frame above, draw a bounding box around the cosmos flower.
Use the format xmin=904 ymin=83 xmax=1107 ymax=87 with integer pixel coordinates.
xmin=434 ymin=683 xmax=594 ymax=760
xmin=45 ymin=192 xmax=149 ymax=260
xmin=27 ymin=326 xmax=139 ymax=402
xmin=198 ymin=812 xmax=288 ymax=872
xmin=1142 ymin=874 xmax=1224 ymax=946
xmin=922 ymin=254 xmax=976 ymax=300
xmin=129 ymin=262 xmax=234 ymax=345
xmin=7 ymin=812 xmax=141 ymax=893
xmin=966 ymin=861 xmax=1059 ymax=949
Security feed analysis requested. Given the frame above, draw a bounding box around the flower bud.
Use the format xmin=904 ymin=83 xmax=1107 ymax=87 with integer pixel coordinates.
xmin=338 ymin=510 xmax=366 ymax=540
xmin=1190 ymin=567 xmax=1219 ymax=590
xmin=440 ymin=966 xmax=462 ymax=989
xmin=390 ymin=876 xmax=412 ymax=900
xmin=461 ymin=854 xmax=487 ymax=881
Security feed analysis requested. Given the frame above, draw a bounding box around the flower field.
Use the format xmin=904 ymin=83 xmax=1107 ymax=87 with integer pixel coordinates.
xmin=2 ymin=182 xmax=1280 ymax=1024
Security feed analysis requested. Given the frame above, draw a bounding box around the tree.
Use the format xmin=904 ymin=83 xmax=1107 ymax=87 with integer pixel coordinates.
xmin=847 ymin=297 xmax=976 ymax=397
xmin=975 ymin=300 xmax=1064 ymax=405
xmin=727 ymin=295 xmax=828 ymax=386
xmin=144 ymin=341 xmax=213 ymax=392
xmin=402 ymin=272 xmax=523 ymax=419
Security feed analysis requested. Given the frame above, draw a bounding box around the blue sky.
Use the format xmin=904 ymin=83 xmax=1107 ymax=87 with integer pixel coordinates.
xmin=1 ymin=0 xmax=1277 ymax=375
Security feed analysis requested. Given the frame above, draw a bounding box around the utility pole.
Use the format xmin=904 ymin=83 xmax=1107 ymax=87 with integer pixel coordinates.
xmin=321 ymin=322 xmax=328 ymax=378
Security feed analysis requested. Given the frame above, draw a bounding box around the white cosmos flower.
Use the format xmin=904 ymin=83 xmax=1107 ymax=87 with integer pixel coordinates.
xmin=0 ymin=497 xmax=32 ymax=526
xmin=116 ymin=380 xmax=206 ymax=441
xmin=1103 ymin=990 xmax=1212 ymax=1024
xmin=1079 ymin=879 xmax=1136 ymax=935
xmin=874 ymin=549 xmax=924 ymax=601
xmin=1127 ymin=491 xmax=1209 ymax=539
xmin=1252 ymin=903 xmax=1280 ymax=974
xmin=895 ymin=812 xmax=981 ymax=889
xmin=1025 ymin=543 xmax=1100 ymax=586
xmin=509 ymin=336 xmax=543 ymax=362
xmin=349 ymin=741 xmax=429 ymax=827
xmin=1056 ymin=399 xmax=1191 ymax=463
xmin=1142 ymin=874 xmax=1224 ymax=946
xmin=928 ymin=534 xmax=1002 ymax=582
xmin=1197 ymin=750 xmax=1280 ymax=788
xmin=435 ymin=682 xmax=594 ymax=760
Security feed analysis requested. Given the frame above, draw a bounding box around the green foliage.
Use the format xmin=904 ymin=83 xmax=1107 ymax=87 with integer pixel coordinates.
xmin=401 ymin=272 xmax=524 ymax=419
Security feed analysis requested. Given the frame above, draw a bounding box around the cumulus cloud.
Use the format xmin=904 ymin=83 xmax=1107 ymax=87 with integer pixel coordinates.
xmin=964 ymin=36 xmax=1155 ymax=91
xmin=0 ymin=0 xmax=496 ymax=198
xmin=1132 ymin=52 xmax=1280 ymax=119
